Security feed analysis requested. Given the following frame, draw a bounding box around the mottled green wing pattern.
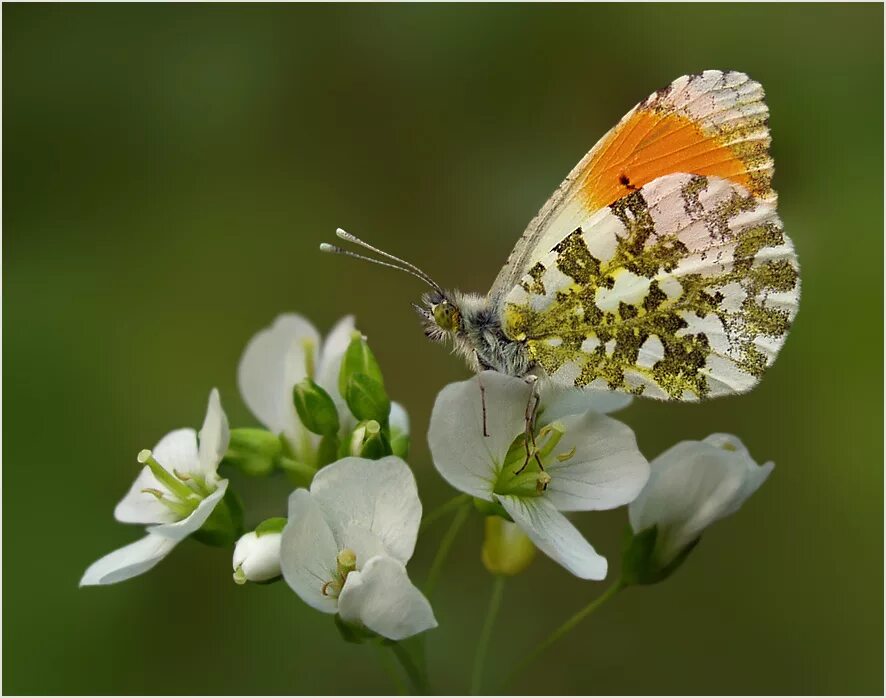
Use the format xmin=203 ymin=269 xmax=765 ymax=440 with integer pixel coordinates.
xmin=501 ymin=173 xmax=800 ymax=400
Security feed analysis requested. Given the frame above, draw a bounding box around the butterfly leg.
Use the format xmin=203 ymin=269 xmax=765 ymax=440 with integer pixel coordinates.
xmin=478 ymin=375 xmax=490 ymax=438
xmin=515 ymin=376 xmax=544 ymax=476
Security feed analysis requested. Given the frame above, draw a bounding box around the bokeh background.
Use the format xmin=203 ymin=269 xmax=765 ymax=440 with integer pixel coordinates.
xmin=4 ymin=3 xmax=883 ymax=695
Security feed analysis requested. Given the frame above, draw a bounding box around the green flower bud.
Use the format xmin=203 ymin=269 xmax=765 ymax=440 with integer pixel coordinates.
xmin=620 ymin=525 xmax=699 ymax=587
xmin=345 ymin=373 xmax=391 ymax=425
xmin=481 ymin=516 xmax=536 ymax=576
xmin=293 ymin=378 xmax=340 ymax=436
xmin=222 ymin=428 xmax=283 ymax=477
xmin=339 ymin=331 xmax=385 ymax=398
xmin=357 ymin=420 xmax=391 ymax=459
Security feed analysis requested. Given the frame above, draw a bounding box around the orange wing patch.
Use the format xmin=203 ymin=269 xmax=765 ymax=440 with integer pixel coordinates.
xmin=582 ymin=71 xmax=773 ymax=210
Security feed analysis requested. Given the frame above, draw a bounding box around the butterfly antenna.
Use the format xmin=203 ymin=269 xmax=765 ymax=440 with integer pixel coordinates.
xmin=321 ymin=228 xmax=444 ymax=293
xmin=319 ymin=242 xmax=443 ymax=292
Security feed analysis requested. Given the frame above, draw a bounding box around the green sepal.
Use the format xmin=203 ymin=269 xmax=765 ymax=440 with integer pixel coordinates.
xmin=192 ymin=487 xmax=244 ymax=547
xmin=277 ymin=456 xmax=317 ymax=488
xmin=345 ymin=373 xmax=391 ymax=425
xmin=255 ymin=517 xmax=287 ymax=536
xmin=359 ymin=423 xmax=392 ymax=459
xmin=292 ymin=378 xmax=340 ymax=436
xmin=339 ymin=333 xmax=385 ymax=398
xmin=334 ymin=614 xmax=380 ymax=644
xmin=620 ymin=525 xmax=700 ymax=586
xmin=473 ymin=497 xmax=511 ymax=521
xmin=222 ymin=428 xmax=282 ymax=477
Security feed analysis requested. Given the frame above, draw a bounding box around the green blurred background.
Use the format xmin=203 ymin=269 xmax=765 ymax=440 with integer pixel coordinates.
xmin=4 ymin=3 xmax=883 ymax=695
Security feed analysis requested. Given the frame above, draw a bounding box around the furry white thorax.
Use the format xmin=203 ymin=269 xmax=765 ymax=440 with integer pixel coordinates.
xmin=417 ymin=290 xmax=533 ymax=377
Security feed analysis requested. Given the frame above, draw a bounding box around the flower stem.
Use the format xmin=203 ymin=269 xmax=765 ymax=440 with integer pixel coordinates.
xmin=502 ymin=580 xmax=625 ymax=689
xmin=471 ymin=575 xmax=505 ymax=695
xmin=389 ymin=641 xmax=430 ymax=695
xmin=424 ymin=501 xmax=471 ymax=600
xmin=375 ymin=644 xmax=407 ymax=695
xmin=419 ymin=493 xmax=471 ymax=534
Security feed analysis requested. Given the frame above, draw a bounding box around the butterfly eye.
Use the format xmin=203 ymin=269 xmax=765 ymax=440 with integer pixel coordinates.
xmin=432 ymin=302 xmax=461 ymax=332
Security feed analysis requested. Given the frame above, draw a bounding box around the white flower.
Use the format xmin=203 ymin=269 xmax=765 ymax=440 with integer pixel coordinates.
xmin=280 ymin=456 xmax=436 ymax=641
xmin=629 ymin=433 xmax=773 ymax=567
xmin=80 ymin=389 xmax=230 ymax=586
xmin=233 ymin=529 xmax=282 ymax=584
xmin=237 ymin=314 xmax=408 ymax=461
xmin=428 ymin=371 xmax=649 ymax=580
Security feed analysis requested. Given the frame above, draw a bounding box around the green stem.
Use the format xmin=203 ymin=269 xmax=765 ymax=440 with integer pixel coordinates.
xmin=502 ymin=580 xmax=625 ymax=689
xmin=471 ymin=575 xmax=505 ymax=695
xmin=375 ymin=644 xmax=407 ymax=695
xmin=389 ymin=641 xmax=430 ymax=695
xmin=424 ymin=502 xmax=471 ymax=600
xmin=419 ymin=494 xmax=471 ymax=534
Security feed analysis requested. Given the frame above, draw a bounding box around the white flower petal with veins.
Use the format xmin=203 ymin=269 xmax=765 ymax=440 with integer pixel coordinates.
xmin=629 ymin=433 xmax=773 ymax=565
xmin=237 ymin=314 xmax=321 ymax=441
xmin=338 ymin=555 xmax=436 ymax=641
xmin=80 ymin=534 xmax=177 ymax=587
xmin=495 ymin=495 xmax=608 ymax=580
xmin=428 ymin=371 xmax=649 ymax=579
xmin=428 ymin=371 xmax=530 ymax=500
xmin=280 ymin=457 xmax=432 ymax=640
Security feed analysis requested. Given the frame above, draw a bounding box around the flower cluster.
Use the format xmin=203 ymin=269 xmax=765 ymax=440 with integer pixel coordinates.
xmin=82 ymin=310 xmax=775 ymax=687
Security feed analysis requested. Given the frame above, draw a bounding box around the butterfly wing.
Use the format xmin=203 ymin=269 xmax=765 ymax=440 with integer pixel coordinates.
xmin=488 ymin=70 xmax=773 ymax=306
xmin=501 ymin=172 xmax=799 ymax=400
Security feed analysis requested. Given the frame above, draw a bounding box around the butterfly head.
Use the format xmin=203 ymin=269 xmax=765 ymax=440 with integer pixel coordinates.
xmin=415 ymin=291 xmax=462 ymax=342
xmin=321 ymin=228 xmax=457 ymax=343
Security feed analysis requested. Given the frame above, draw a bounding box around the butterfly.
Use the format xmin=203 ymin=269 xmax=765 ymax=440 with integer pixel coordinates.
xmin=323 ymin=70 xmax=800 ymax=401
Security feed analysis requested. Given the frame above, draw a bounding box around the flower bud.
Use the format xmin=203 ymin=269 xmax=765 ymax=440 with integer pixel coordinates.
xmin=345 ymin=374 xmax=391 ymax=425
xmin=347 ymin=420 xmax=391 ymax=459
xmin=292 ymin=378 xmax=340 ymax=436
xmin=232 ymin=518 xmax=285 ymax=584
xmin=481 ymin=516 xmax=536 ymax=576
xmin=623 ymin=433 xmax=773 ymax=585
xmin=338 ymin=331 xmax=385 ymax=398
xmin=222 ymin=428 xmax=282 ymax=477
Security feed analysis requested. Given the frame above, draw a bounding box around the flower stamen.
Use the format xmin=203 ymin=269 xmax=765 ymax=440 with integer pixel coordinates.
xmin=137 ymin=449 xmax=195 ymax=502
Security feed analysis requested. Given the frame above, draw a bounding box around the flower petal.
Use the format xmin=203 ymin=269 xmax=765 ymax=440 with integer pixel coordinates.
xmin=389 ymin=401 xmax=410 ymax=436
xmin=428 ymin=371 xmax=530 ymax=500
xmin=338 ymin=555 xmax=437 ymax=641
xmin=315 ymin=315 xmax=356 ymax=403
xmin=237 ymin=314 xmax=320 ymax=438
xmin=152 ymin=428 xmax=199 ymax=476
xmin=495 ymin=495 xmax=608 ymax=580
xmin=80 ymin=534 xmax=178 ymax=586
xmin=147 ymin=479 xmax=229 ymax=541
xmin=114 ymin=466 xmax=178 ymax=525
xmin=280 ymin=489 xmax=339 ymax=614
xmin=539 ymin=385 xmax=633 ymax=422
xmin=543 ymin=412 xmax=649 ymax=512
xmin=309 ymin=456 xmax=421 ymax=563
xmin=197 ymin=388 xmax=229 ymax=480
xmin=628 ymin=434 xmax=773 ymax=565
xmin=233 ymin=531 xmax=282 ymax=583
